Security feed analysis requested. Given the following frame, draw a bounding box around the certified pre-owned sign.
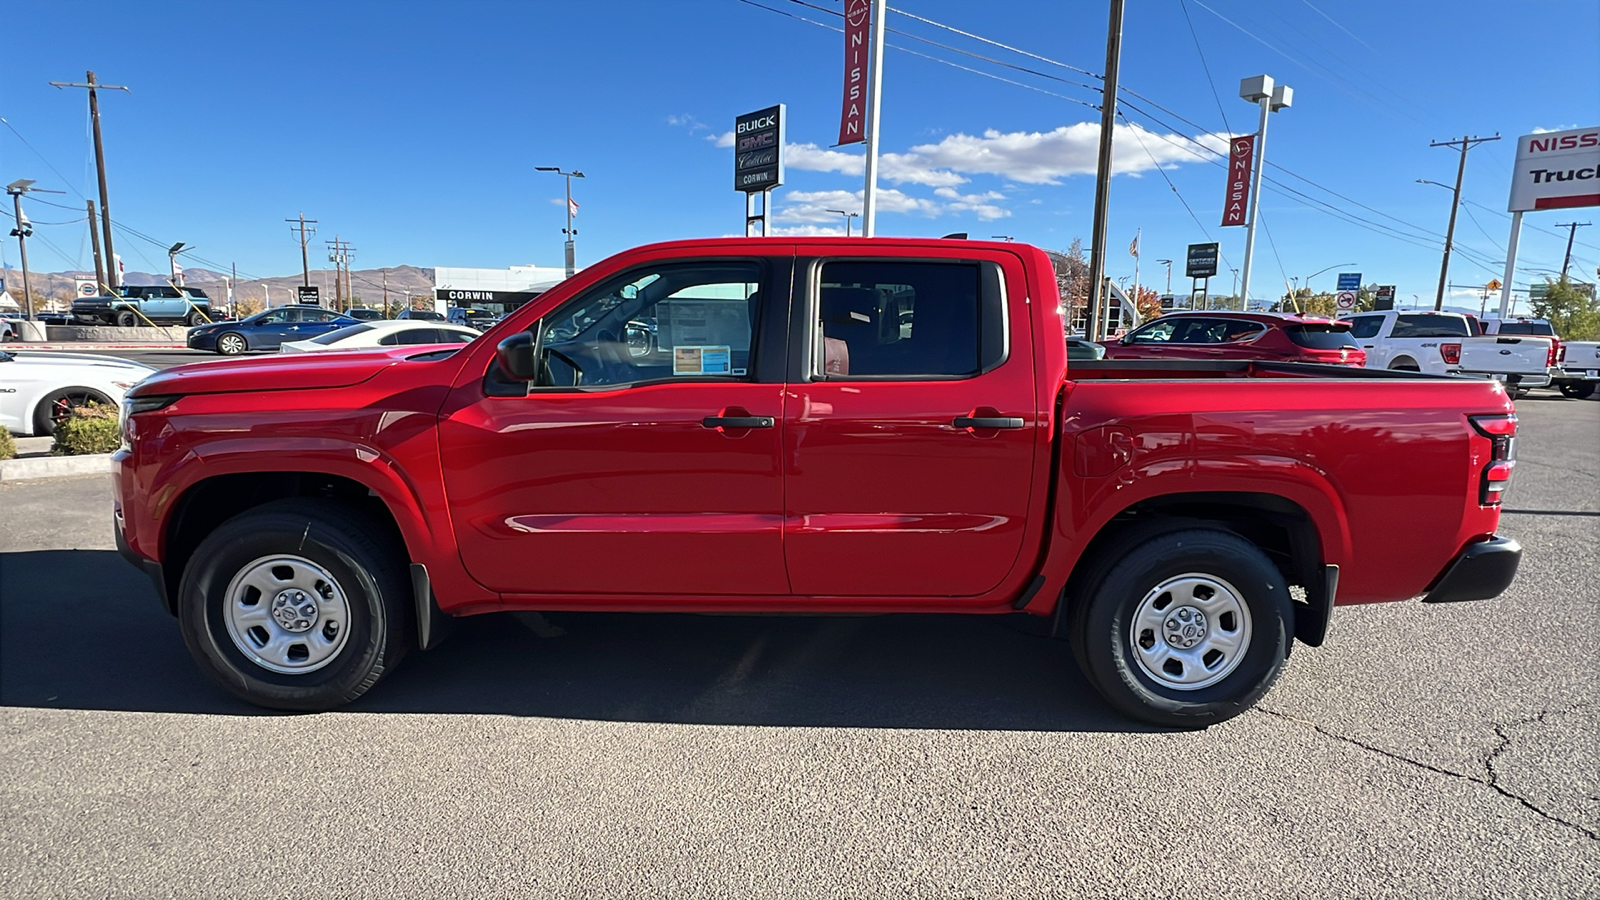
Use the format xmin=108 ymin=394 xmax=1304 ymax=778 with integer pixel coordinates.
xmin=734 ymin=104 xmax=785 ymax=193
xmin=1508 ymin=126 xmax=1600 ymax=212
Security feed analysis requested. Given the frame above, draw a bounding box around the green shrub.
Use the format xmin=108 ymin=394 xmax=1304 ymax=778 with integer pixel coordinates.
xmin=0 ymin=426 xmax=14 ymax=460
xmin=51 ymin=403 xmax=121 ymax=456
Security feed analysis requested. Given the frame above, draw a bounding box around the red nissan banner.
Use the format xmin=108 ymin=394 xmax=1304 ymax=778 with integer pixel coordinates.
xmin=1221 ymin=134 xmax=1255 ymax=227
xmin=837 ymin=0 xmax=870 ymax=145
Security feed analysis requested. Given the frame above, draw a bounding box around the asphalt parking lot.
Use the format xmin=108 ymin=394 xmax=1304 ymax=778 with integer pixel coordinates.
xmin=1 ymin=393 xmax=1596 ymax=898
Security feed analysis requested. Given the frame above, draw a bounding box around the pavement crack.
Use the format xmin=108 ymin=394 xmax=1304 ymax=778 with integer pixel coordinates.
xmin=1256 ymin=705 xmax=1599 ymax=842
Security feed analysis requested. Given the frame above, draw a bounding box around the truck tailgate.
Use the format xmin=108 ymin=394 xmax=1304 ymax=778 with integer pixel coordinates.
xmin=1459 ymin=336 xmax=1552 ymax=377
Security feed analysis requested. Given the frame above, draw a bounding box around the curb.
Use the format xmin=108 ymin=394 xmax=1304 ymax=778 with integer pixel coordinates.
xmin=7 ymin=343 xmax=187 ymax=350
xmin=0 ymin=454 xmax=113 ymax=482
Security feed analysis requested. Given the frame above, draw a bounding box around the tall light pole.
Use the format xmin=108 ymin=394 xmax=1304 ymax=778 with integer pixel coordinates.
xmin=860 ymin=0 xmax=887 ymax=237
xmin=536 ymin=166 xmax=585 ymax=278
xmin=7 ymin=179 xmax=64 ymax=322
xmin=825 ymin=209 xmax=859 ymax=237
xmin=1238 ymin=75 xmax=1292 ymax=307
xmin=1303 ymin=261 xmax=1356 ymax=295
xmin=1156 ymin=258 xmax=1172 ymax=293
xmin=168 ymin=242 xmax=191 ymax=286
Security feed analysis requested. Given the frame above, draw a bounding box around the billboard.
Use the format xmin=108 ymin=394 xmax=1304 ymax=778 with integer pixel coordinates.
xmin=1508 ymin=126 xmax=1599 ymax=212
xmin=734 ymin=105 xmax=785 ymax=193
xmin=1221 ymin=135 xmax=1255 ymax=227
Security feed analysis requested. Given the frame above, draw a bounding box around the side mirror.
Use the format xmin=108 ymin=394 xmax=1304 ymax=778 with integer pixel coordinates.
xmin=1119 ymin=334 xmax=1134 ymax=345
xmin=496 ymin=329 xmax=541 ymax=381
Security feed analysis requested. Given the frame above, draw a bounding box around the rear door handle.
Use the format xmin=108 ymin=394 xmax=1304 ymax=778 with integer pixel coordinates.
xmin=702 ymin=415 xmax=774 ymax=429
xmin=953 ymin=416 xmax=1025 ymax=429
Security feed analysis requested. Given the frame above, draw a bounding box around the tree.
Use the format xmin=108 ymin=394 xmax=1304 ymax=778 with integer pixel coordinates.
xmin=1045 ymin=238 xmax=1091 ymax=333
xmin=1132 ymin=285 xmax=1162 ymax=321
xmin=1530 ymin=279 xmax=1600 ymax=340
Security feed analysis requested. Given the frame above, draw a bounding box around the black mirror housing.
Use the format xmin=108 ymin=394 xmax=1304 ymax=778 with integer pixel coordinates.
xmin=496 ymin=331 xmax=540 ymax=381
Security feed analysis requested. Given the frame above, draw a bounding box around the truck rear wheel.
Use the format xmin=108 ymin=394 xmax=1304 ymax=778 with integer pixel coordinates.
xmin=1071 ymin=528 xmax=1291 ymax=728
xmin=1558 ymin=381 xmax=1595 ymax=399
xmin=177 ymin=499 xmax=411 ymax=711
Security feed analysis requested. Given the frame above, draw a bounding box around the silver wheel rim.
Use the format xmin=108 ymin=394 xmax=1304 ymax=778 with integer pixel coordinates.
xmin=1128 ymin=573 xmax=1253 ymax=691
xmin=219 ymin=335 xmax=244 ymax=354
xmin=223 ymin=555 xmax=353 ymax=675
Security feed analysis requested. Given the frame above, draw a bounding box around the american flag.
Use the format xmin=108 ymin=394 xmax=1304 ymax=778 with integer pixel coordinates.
xmin=568 ymin=197 xmax=580 ymax=218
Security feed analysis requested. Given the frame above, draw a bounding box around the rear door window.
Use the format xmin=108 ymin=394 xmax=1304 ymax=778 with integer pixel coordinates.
xmin=814 ymin=260 xmax=1000 ymax=378
xmin=1393 ymin=314 xmax=1469 ymax=338
xmin=1345 ymin=316 xmax=1383 ymax=339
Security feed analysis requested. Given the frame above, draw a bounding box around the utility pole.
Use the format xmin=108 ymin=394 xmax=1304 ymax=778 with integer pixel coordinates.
xmin=861 ymin=0 xmax=887 ymax=237
xmin=1157 ymin=258 xmax=1172 ymax=294
xmin=344 ymin=245 xmax=357 ymax=309
xmin=1085 ymin=0 xmax=1125 ymax=341
xmin=49 ymin=71 xmax=129 ymax=288
xmin=86 ymin=199 xmax=105 ymax=289
xmin=326 ymin=236 xmax=348 ymax=309
xmin=287 ymin=213 xmax=317 ymax=286
xmin=1429 ymin=133 xmax=1500 ymax=310
xmin=1555 ymin=222 xmax=1592 ymax=283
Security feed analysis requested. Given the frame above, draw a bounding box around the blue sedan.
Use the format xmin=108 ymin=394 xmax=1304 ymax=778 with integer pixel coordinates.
xmin=187 ymin=305 xmax=361 ymax=355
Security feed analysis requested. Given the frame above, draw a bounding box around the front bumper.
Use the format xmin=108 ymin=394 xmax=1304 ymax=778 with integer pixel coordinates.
xmin=115 ymin=517 xmax=173 ymax=615
xmin=186 ymin=330 xmax=219 ymax=350
xmin=1422 ymin=535 xmax=1522 ymax=603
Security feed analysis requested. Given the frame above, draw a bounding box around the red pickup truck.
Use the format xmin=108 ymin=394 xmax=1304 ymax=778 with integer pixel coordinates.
xmin=114 ymin=237 xmax=1522 ymax=727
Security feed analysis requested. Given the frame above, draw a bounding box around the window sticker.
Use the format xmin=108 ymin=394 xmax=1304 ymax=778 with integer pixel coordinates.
xmin=672 ymin=345 xmax=732 ymax=375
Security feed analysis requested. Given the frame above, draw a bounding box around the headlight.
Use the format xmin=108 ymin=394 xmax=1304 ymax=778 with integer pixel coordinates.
xmin=119 ymin=394 xmax=180 ymax=452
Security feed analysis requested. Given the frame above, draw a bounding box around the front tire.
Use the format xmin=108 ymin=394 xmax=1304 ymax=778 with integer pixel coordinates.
xmin=216 ymin=332 xmax=247 ymax=355
xmin=1071 ymin=528 xmax=1292 ymax=728
xmin=116 ymin=310 xmax=139 ymax=328
xmin=177 ymin=499 xmax=411 ymax=710
xmin=187 ymin=310 xmax=207 ymax=327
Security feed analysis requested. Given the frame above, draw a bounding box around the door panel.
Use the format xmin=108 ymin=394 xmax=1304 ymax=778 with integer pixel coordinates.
xmin=439 ymin=253 xmax=794 ymax=597
xmin=783 ymin=254 xmax=1037 ymax=598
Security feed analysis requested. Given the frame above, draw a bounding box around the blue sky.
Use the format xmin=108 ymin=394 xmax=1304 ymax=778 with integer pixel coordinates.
xmin=3 ymin=0 xmax=1597 ymax=310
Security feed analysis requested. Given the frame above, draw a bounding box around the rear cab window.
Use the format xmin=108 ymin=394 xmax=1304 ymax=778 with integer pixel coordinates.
xmin=1494 ymin=321 xmax=1554 ymax=336
xmin=810 ymin=259 xmax=1004 ymax=379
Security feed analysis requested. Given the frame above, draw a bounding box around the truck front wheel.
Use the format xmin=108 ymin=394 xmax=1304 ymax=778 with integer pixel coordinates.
xmin=116 ymin=310 xmax=139 ymax=328
xmin=1071 ymin=528 xmax=1291 ymax=728
xmin=177 ymin=499 xmax=411 ymax=711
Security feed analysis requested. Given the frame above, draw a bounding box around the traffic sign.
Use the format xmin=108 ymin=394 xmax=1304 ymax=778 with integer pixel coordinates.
xmin=1336 ymin=272 xmax=1362 ymax=292
xmin=1336 ymin=290 xmax=1358 ymax=311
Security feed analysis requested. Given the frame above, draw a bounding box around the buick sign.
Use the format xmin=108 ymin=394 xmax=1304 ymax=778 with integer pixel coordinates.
xmin=734 ymin=104 xmax=785 ymax=193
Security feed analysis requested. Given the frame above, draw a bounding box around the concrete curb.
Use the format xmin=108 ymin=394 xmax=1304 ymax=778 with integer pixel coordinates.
xmin=0 ymin=453 xmax=113 ymax=482
xmin=7 ymin=343 xmax=187 ymax=350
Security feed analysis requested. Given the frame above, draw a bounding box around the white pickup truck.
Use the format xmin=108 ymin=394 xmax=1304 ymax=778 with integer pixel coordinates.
xmin=1341 ymin=310 xmax=1553 ymax=395
xmin=1552 ymin=339 xmax=1600 ymax=399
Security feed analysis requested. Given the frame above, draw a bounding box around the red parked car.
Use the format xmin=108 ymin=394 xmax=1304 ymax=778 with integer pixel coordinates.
xmin=1105 ymin=311 xmax=1367 ymax=366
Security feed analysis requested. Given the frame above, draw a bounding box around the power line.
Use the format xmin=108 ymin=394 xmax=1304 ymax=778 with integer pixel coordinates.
xmin=1178 ymin=0 xmax=1231 ymax=134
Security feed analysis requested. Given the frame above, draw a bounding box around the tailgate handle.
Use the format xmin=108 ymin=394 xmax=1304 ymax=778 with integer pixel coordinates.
xmin=702 ymin=415 xmax=774 ymax=429
xmin=953 ymin=416 xmax=1025 ymax=429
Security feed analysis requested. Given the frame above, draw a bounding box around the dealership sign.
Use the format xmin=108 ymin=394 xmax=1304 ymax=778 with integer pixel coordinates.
xmin=1221 ymin=135 xmax=1255 ymax=226
xmin=1508 ymin=126 xmax=1600 ymax=212
xmin=734 ymin=105 xmax=785 ymax=193
xmin=296 ymin=285 xmax=320 ymax=305
xmin=1185 ymin=242 xmax=1219 ymax=278
xmin=837 ymin=0 xmax=870 ymax=145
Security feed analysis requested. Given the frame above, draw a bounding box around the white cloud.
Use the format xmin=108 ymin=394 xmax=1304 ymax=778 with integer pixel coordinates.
xmin=906 ymin=123 xmax=1228 ymax=185
xmin=1530 ymin=124 xmax=1579 ymax=134
xmin=710 ymin=130 xmax=735 ymax=148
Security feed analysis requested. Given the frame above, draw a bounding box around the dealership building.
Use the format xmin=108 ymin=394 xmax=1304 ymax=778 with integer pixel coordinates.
xmin=433 ymin=264 xmax=571 ymax=316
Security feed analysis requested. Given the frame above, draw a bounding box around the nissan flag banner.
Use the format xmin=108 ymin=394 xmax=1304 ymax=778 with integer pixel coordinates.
xmin=1221 ymin=135 xmax=1255 ymax=227
xmin=837 ymin=0 xmax=870 ymax=145
xmin=1508 ymin=126 xmax=1599 ymax=212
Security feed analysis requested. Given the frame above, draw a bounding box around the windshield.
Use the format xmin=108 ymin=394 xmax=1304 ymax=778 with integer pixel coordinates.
xmin=309 ymin=323 xmax=375 ymax=345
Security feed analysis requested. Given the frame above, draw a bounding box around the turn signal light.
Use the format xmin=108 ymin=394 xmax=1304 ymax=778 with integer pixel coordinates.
xmin=1440 ymin=343 xmax=1461 ymax=365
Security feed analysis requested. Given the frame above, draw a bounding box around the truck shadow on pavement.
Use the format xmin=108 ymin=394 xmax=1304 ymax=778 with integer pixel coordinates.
xmin=0 ymin=550 xmax=1149 ymax=733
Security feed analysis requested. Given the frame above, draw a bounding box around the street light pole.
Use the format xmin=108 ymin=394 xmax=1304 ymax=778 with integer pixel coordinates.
xmin=825 ymin=209 xmax=859 ymax=237
xmin=536 ymin=167 xmax=585 ymax=278
xmin=1238 ymin=75 xmax=1292 ymax=307
xmin=1156 ymin=258 xmax=1172 ymax=293
xmin=8 ymin=186 xmax=35 ymax=322
xmin=1303 ymin=262 xmax=1357 ymax=296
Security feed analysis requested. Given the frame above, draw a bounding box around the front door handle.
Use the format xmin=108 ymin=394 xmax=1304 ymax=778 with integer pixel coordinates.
xmin=953 ymin=416 xmax=1025 ymax=429
xmin=703 ymin=415 xmax=774 ymax=429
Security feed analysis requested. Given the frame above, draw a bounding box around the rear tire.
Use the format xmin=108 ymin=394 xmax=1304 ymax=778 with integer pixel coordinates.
xmin=33 ymin=387 xmax=112 ymax=436
xmin=216 ymin=332 xmax=247 ymax=355
xmin=1071 ymin=528 xmax=1292 ymax=729
xmin=1557 ymin=381 xmax=1595 ymax=399
xmin=177 ymin=499 xmax=412 ymax=711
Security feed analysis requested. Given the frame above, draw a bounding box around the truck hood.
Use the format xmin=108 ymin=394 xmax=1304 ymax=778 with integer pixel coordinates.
xmin=131 ymin=347 xmax=430 ymax=397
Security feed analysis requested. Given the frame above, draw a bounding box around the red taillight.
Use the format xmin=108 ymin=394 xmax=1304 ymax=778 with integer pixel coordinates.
xmin=1440 ymin=343 xmax=1461 ymax=365
xmin=1547 ymin=340 xmax=1559 ymax=367
xmin=1558 ymin=343 xmax=1567 ymax=363
xmin=1469 ymin=414 xmax=1517 ymax=505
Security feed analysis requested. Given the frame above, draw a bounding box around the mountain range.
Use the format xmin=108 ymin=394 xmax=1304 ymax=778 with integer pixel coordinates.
xmin=3 ymin=265 xmax=437 ymax=313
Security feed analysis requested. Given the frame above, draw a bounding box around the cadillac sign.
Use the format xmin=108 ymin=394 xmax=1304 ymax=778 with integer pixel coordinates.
xmin=734 ymin=105 xmax=785 ymax=193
